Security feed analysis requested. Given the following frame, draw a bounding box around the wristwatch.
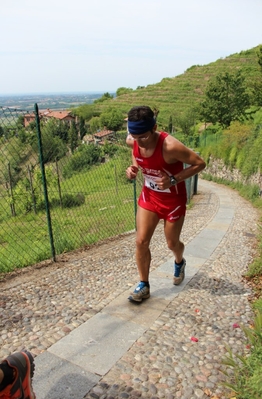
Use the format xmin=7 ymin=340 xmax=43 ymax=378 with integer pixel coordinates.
xmin=170 ymin=175 xmax=178 ymax=186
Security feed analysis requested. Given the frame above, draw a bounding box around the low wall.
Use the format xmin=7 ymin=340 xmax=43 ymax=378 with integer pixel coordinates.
xmin=204 ymin=156 xmax=262 ymax=194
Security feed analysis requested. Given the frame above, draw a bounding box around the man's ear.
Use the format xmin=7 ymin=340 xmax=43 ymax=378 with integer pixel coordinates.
xmin=152 ymin=124 xmax=157 ymax=132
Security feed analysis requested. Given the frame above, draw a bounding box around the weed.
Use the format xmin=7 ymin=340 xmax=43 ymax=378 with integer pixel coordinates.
xmin=222 ymin=310 xmax=262 ymax=398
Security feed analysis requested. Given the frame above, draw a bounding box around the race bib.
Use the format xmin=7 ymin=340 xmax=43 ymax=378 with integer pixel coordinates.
xmin=144 ymin=174 xmax=171 ymax=193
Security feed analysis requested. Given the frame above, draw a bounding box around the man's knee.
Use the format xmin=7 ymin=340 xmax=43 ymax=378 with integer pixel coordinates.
xmin=167 ymin=239 xmax=184 ymax=252
xmin=166 ymin=239 xmax=178 ymax=251
xmin=136 ymin=236 xmax=150 ymax=249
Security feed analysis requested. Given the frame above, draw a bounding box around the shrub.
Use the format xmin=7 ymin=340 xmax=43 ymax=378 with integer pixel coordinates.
xmin=229 ymin=146 xmax=238 ymax=168
xmin=38 ymin=193 xmax=85 ymax=210
xmin=11 ymin=165 xmax=58 ymax=214
xmin=235 ymin=150 xmax=246 ymax=170
xmin=62 ymin=144 xmax=102 ymax=178
xmin=61 ymin=193 xmax=85 ymax=208
xmin=31 ymin=131 xmax=68 ymax=163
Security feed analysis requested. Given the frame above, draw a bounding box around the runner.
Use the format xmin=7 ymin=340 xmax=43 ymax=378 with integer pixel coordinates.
xmin=126 ymin=105 xmax=206 ymax=302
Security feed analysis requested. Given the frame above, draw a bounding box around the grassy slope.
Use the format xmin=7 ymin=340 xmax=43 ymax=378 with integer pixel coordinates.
xmin=91 ymin=45 xmax=261 ymax=129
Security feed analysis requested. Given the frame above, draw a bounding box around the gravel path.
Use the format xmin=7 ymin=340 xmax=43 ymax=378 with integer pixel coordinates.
xmin=0 ymin=179 xmax=259 ymax=399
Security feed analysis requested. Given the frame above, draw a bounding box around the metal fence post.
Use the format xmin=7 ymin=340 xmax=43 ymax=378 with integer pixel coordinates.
xmin=193 ymin=174 xmax=198 ymax=195
xmin=194 ymin=152 xmax=200 ymax=195
xmin=133 ymin=179 xmax=137 ymax=230
xmin=185 ymin=176 xmax=192 ymax=203
xmin=184 ymin=157 xmax=199 ymax=202
xmin=34 ymin=103 xmax=56 ymax=261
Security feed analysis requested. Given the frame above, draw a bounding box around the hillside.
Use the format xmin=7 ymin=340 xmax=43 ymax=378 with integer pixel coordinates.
xmin=90 ymin=45 xmax=261 ymax=129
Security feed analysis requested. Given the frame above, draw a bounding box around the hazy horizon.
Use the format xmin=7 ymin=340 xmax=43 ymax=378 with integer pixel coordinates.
xmin=1 ymin=0 xmax=261 ymax=95
xmin=0 ymin=91 xmax=114 ymax=97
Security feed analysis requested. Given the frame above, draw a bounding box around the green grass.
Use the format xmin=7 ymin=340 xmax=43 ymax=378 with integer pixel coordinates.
xmin=0 ymin=192 xmax=136 ymax=272
xmin=222 ymin=310 xmax=262 ymax=399
xmin=0 ymin=155 xmax=138 ymax=272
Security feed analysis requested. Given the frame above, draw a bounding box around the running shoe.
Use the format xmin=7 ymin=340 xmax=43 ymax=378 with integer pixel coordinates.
xmin=128 ymin=281 xmax=150 ymax=302
xmin=0 ymin=351 xmax=35 ymax=399
xmin=173 ymin=258 xmax=186 ymax=285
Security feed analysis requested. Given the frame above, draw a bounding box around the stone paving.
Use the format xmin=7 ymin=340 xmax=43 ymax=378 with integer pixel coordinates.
xmin=0 ymin=179 xmax=260 ymax=398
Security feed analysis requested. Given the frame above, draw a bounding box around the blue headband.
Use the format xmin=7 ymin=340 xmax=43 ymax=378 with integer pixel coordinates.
xmin=128 ymin=118 xmax=156 ymax=135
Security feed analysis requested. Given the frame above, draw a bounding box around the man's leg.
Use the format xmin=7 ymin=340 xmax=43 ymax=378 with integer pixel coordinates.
xmin=128 ymin=206 xmax=159 ymax=302
xmin=164 ymin=216 xmax=185 ymax=263
xmin=135 ymin=206 xmax=159 ymax=281
xmin=164 ymin=217 xmax=186 ymax=285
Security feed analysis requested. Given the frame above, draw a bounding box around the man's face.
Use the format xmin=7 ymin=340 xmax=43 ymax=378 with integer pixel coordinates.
xmin=130 ymin=131 xmax=152 ymax=147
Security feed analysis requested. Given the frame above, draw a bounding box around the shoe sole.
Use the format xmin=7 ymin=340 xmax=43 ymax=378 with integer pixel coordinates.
xmin=173 ymin=259 xmax=186 ymax=285
xmin=128 ymin=293 xmax=150 ymax=302
xmin=173 ymin=273 xmax=185 ymax=285
xmin=22 ymin=351 xmax=36 ymax=399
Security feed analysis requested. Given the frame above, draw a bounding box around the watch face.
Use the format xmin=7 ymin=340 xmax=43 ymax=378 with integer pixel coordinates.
xmin=170 ymin=176 xmax=177 ymax=185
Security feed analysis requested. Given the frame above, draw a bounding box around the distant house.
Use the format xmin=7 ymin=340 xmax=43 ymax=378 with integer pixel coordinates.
xmin=93 ymin=129 xmax=115 ymax=144
xmin=23 ymin=109 xmax=75 ymax=127
xmin=82 ymin=134 xmax=94 ymax=144
xmin=24 ymin=112 xmax=42 ymax=127
xmin=44 ymin=110 xmax=75 ymax=123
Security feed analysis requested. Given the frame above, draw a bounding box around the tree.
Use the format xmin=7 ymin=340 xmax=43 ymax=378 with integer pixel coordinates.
xmin=44 ymin=118 xmax=69 ymax=142
xmin=89 ymin=116 xmax=101 ymax=133
xmin=252 ymin=45 xmax=262 ymax=106
xmin=93 ymin=92 xmax=114 ymax=104
xmin=100 ymin=108 xmax=124 ymax=131
xmin=168 ymin=116 xmax=173 ymax=134
xmin=174 ymin=107 xmax=197 ymax=137
xmin=16 ymin=115 xmax=25 ymax=129
xmin=79 ymin=117 xmax=86 ymax=140
xmin=12 ymin=165 xmax=57 ymax=213
xmin=31 ymin=125 xmax=68 ymax=163
xmin=72 ymin=104 xmax=100 ymax=121
xmin=200 ymin=71 xmax=250 ymax=127
xmin=62 ymin=144 xmax=102 ymax=178
xmin=116 ymin=87 xmax=133 ymax=96
xmin=69 ymin=121 xmax=78 ymax=153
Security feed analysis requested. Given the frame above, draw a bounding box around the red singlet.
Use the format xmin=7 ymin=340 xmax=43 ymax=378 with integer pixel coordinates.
xmin=133 ymin=132 xmax=187 ymax=222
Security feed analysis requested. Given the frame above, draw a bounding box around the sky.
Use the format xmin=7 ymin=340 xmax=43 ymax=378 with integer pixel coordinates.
xmin=1 ymin=0 xmax=262 ymax=95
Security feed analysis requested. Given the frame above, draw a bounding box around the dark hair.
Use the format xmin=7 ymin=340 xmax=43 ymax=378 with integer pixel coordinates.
xmin=127 ymin=106 xmax=154 ymax=122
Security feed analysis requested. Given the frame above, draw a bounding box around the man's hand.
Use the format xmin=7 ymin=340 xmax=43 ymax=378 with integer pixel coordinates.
xmin=155 ymin=171 xmax=171 ymax=190
xmin=126 ymin=165 xmax=138 ymax=179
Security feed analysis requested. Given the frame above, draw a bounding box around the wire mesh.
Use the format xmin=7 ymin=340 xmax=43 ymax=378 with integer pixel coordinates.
xmin=0 ymin=105 xmax=138 ymax=272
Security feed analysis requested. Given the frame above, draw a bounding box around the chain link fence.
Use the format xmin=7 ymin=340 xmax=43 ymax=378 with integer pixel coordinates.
xmin=0 ymin=104 xmax=198 ymax=273
xmin=0 ymin=105 xmax=140 ymax=273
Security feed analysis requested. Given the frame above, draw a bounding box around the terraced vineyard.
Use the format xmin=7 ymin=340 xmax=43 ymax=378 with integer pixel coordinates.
xmin=91 ymin=45 xmax=261 ymax=129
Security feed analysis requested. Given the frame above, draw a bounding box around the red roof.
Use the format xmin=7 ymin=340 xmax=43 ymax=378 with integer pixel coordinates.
xmin=46 ymin=110 xmax=73 ymax=120
xmin=24 ymin=109 xmax=73 ymax=119
xmin=94 ymin=130 xmax=114 ymax=138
